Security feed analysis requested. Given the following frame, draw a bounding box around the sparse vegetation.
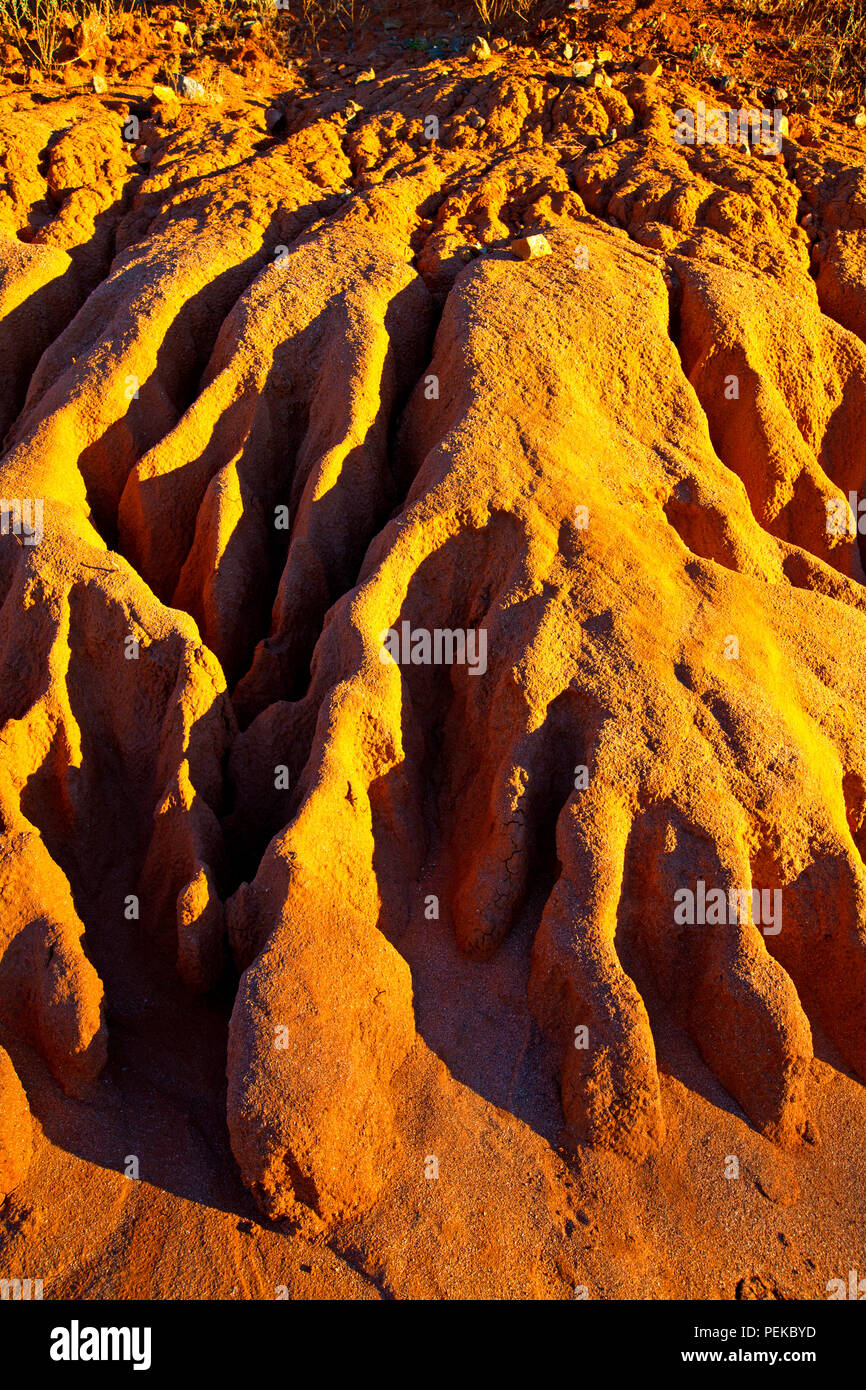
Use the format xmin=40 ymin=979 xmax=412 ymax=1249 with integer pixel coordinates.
xmin=472 ymin=0 xmax=531 ymax=33
xmin=0 ymin=0 xmax=124 ymax=69
xmin=0 ymin=0 xmax=863 ymax=106
xmin=1 ymin=0 xmax=60 ymax=68
xmin=740 ymin=0 xmax=866 ymax=103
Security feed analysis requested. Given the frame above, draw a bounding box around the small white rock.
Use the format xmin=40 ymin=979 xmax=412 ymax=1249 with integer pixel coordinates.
xmin=178 ymin=74 xmax=206 ymax=101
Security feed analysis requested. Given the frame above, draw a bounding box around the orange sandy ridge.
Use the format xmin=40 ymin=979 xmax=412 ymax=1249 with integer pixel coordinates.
xmin=0 ymin=0 xmax=865 ymax=1302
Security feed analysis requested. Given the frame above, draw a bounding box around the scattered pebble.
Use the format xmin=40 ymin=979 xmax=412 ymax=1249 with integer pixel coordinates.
xmin=468 ymin=36 xmax=491 ymax=61
xmin=465 ymin=110 xmax=485 ymax=129
xmin=92 ymin=73 xmax=107 ymax=95
xmin=511 ymin=233 xmax=552 ymax=261
xmin=152 ymin=82 xmax=179 ymax=106
xmin=354 ymin=68 xmax=375 ymax=84
xmin=176 ymin=73 xmax=205 ymax=101
xmin=638 ymin=58 xmax=662 ymax=78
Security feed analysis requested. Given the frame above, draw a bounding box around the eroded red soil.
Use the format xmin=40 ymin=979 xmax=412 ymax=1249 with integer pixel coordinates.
xmin=1 ymin=0 xmax=866 ymax=1299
